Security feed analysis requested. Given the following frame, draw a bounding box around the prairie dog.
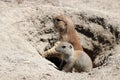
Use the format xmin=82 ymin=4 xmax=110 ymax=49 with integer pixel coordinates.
xmin=41 ymin=15 xmax=83 ymax=58
xmin=53 ymin=15 xmax=83 ymax=50
xmin=55 ymin=42 xmax=93 ymax=72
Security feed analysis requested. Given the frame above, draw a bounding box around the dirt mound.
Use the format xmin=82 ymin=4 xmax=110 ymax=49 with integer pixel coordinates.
xmin=0 ymin=0 xmax=120 ymax=80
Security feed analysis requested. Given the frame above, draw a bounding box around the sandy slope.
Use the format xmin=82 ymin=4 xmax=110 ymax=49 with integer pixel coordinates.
xmin=0 ymin=0 xmax=120 ymax=80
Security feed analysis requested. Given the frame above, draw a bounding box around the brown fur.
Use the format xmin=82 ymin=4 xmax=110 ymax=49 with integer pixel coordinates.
xmin=41 ymin=15 xmax=83 ymax=58
xmin=55 ymin=42 xmax=93 ymax=72
xmin=53 ymin=15 xmax=83 ymax=50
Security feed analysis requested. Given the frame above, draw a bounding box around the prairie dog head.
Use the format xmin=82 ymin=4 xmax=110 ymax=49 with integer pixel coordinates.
xmin=55 ymin=42 xmax=74 ymax=56
xmin=53 ymin=15 xmax=75 ymax=35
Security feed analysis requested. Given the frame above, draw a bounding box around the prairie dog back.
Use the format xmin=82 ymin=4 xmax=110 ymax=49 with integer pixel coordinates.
xmin=74 ymin=51 xmax=93 ymax=72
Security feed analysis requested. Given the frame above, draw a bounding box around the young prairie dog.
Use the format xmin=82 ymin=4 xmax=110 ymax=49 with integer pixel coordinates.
xmin=55 ymin=42 xmax=93 ymax=72
xmin=41 ymin=15 xmax=83 ymax=58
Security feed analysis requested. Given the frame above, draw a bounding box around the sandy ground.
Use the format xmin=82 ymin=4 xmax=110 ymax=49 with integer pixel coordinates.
xmin=0 ymin=0 xmax=120 ymax=80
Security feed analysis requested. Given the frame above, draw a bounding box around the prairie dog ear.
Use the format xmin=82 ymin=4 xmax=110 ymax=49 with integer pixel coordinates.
xmin=69 ymin=45 xmax=72 ymax=49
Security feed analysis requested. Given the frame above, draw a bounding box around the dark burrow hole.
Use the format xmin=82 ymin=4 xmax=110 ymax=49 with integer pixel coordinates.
xmin=46 ymin=57 xmax=66 ymax=70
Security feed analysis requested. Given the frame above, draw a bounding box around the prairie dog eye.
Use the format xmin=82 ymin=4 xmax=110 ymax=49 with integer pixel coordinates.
xmin=53 ymin=18 xmax=61 ymax=23
xmin=62 ymin=46 xmax=66 ymax=48
xmin=56 ymin=19 xmax=61 ymax=22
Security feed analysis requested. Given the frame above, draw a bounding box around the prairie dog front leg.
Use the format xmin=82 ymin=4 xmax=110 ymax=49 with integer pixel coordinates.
xmin=41 ymin=41 xmax=61 ymax=58
xmin=62 ymin=61 xmax=74 ymax=72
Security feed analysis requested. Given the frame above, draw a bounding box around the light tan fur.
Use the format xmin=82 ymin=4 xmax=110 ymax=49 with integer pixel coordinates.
xmin=41 ymin=41 xmax=61 ymax=58
xmin=55 ymin=42 xmax=93 ymax=72
xmin=41 ymin=15 xmax=83 ymax=58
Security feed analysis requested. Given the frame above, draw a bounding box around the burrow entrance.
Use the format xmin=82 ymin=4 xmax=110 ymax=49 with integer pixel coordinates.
xmin=42 ymin=16 xmax=120 ymax=69
xmin=17 ymin=13 xmax=120 ymax=70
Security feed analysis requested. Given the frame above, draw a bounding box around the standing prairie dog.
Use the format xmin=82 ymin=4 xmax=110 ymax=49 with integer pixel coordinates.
xmin=55 ymin=42 xmax=93 ymax=72
xmin=53 ymin=15 xmax=83 ymax=50
xmin=41 ymin=15 xmax=83 ymax=58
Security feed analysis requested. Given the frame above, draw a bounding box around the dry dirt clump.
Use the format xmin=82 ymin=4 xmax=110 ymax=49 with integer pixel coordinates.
xmin=0 ymin=0 xmax=120 ymax=80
